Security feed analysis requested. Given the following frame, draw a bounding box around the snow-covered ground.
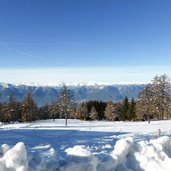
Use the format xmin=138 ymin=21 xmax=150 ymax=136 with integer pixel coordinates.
xmin=0 ymin=119 xmax=171 ymax=171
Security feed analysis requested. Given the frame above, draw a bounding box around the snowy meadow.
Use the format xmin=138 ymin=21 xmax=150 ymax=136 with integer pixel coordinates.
xmin=0 ymin=119 xmax=171 ymax=171
xmin=1 ymin=0 xmax=171 ymax=170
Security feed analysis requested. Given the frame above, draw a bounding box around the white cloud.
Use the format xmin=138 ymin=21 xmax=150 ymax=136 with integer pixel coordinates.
xmin=0 ymin=66 xmax=170 ymax=85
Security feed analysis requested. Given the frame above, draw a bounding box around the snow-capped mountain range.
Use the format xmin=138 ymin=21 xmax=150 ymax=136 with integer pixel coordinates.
xmin=0 ymin=82 xmax=145 ymax=107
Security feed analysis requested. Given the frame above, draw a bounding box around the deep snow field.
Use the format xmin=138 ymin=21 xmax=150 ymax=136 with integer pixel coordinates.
xmin=0 ymin=119 xmax=171 ymax=171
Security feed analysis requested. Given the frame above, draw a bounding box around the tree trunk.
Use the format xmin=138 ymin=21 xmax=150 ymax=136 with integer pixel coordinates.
xmin=147 ymin=108 xmax=150 ymax=124
xmin=148 ymin=115 xmax=150 ymax=124
xmin=65 ymin=114 xmax=67 ymax=126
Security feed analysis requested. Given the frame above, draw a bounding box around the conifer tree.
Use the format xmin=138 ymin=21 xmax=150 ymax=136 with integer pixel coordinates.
xmin=21 ymin=92 xmax=38 ymax=122
xmin=49 ymin=101 xmax=60 ymax=121
xmin=85 ymin=100 xmax=106 ymax=120
xmin=121 ymin=96 xmax=129 ymax=121
xmin=76 ymin=103 xmax=88 ymax=120
xmin=5 ymin=94 xmax=18 ymax=122
xmin=39 ymin=103 xmax=51 ymax=120
xmin=58 ymin=84 xmax=75 ymax=126
xmin=0 ymin=102 xmax=4 ymax=122
xmin=104 ymin=101 xmax=115 ymax=121
xmin=113 ymin=102 xmax=122 ymax=121
xmin=90 ymin=106 xmax=98 ymax=120
xmin=128 ymin=97 xmax=136 ymax=121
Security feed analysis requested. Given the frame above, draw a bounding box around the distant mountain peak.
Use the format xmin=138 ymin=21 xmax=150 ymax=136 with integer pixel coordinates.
xmin=0 ymin=82 xmax=144 ymax=107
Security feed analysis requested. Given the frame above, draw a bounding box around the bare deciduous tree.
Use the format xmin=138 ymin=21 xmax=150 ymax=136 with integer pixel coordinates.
xmin=58 ymin=84 xmax=75 ymax=126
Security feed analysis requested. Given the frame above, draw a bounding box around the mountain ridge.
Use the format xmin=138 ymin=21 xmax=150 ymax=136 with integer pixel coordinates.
xmin=0 ymin=82 xmax=145 ymax=107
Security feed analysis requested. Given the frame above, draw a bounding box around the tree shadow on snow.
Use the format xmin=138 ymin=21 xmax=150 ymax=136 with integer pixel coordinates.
xmin=0 ymin=129 xmax=129 ymax=155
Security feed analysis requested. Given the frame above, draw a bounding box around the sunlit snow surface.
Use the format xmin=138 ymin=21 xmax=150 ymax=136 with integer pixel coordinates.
xmin=0 ymin=119 xmax=171 ymax=171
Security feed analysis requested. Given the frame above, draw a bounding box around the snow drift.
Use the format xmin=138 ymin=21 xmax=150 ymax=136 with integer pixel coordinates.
xmin=0 ymin=136 xmax=171 ymax=171
xmin=0 ymin=142 xmax=28 ymax=171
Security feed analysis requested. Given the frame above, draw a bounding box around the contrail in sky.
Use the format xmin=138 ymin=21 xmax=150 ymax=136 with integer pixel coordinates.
xmin=4 ymin=46 xmax=42 ymax=62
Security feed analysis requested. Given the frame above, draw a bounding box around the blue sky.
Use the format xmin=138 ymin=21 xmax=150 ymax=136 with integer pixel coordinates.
xmin=0 ymin=0 xmax=171 ymax=84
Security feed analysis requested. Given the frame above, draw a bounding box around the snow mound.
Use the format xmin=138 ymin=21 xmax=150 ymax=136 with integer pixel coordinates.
xmin=1 ymin=136 xmax=171 ymax=171
xmin=65 ymin=145 xmax=91 ymax=157
xmin=58 ymin=136 xmax=171 ymax=171
xmin=0 ymin=142 xmax=28 ymax=171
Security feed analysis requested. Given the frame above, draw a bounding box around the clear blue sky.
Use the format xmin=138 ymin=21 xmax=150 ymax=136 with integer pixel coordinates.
xmin=0 ymin=0 xmax=171 ymax=84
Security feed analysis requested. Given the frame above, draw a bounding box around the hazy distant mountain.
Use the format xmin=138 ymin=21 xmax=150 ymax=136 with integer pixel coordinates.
xmin=0 ymin=83 xmax=144 ymax=107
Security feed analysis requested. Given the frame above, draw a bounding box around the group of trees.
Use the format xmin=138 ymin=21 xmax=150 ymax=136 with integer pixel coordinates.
xmin=104 ymin=97 xmax=136 ymax=121
xmin=75 ymin=97 xmax=136 ymax=121
xmin=76 ymin=100 xmax=106 ymax=120
xmin=0 ymin=85 xmax=76 ymax=125
xmin=42 ymin=74 xmax=171 ymax=123
xmin=0 ymin=74 xmax=170 ymax=124
xmin=0 ymin=92 xmax=37 ymax=123
xmin=137 ymin=74 xmax=171 ymax=123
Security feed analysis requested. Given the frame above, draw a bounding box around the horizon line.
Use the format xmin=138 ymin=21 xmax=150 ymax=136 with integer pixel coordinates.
xmin=0 ymin=66 xmax=170 ymax=86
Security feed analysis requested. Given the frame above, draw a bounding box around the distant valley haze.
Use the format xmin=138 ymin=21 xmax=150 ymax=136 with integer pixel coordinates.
xmin=0 ymin=66 xmax=171 ymax=86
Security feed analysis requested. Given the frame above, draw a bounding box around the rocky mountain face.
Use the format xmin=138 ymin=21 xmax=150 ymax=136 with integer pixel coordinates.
xmin=0 ymin=83 xmax=144 ymax=107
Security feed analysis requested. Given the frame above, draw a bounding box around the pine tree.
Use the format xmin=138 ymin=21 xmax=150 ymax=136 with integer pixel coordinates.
xmin=49 ymin=101 xmax=60 ymax=121
xmin=58 ymin=84 xmax=75 ymax=126
xmin=0 ymin=102 xmax=4 ymax=123
xmin=90 ymin=106 xmax=98 ymax=120
xmin=113 ymin=102 xmax=122 ymax=121
xmin=76 ymin=103 xmax=88 ymax=120
xmin=39 ymin=103 xmax=51 ymax=120
xmin=128 ymin=97 xmax=136 ymax=121
xmin=85 ymin=100 xmax=106 ymax=120
xmin=104 ymin=101 xmax=116 ymax=121
xmin=21 ymin=92 xmax=38 ymax=122
xmin=5 ymin=94 xmax=18 ymax=123
xmin=121 ymin=97 xmax=129 ymax=121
